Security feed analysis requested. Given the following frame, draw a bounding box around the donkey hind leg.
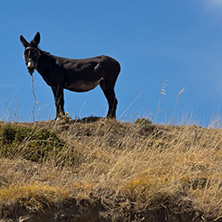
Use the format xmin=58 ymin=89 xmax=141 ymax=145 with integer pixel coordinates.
xmin=51 ymin=86 xmax=65 ymax=120
xmin=100 ymin=80 xmax=118 ymax=118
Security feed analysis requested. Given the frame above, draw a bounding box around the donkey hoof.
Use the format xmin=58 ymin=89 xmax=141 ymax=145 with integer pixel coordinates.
xmin=106 ymin=114 xmax=116 ymax=119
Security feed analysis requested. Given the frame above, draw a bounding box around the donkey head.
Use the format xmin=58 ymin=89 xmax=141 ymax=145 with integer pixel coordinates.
xmin=20 ymin=32 xmax=41 ymax=75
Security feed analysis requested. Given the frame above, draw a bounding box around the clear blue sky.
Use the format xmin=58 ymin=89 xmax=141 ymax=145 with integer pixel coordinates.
xmin=1 ymin=0 xmax=222 ymax=125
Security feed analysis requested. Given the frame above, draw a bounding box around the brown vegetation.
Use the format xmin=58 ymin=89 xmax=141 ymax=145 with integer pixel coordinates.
xmin=0 ymin=118 xmax=222 ymax=221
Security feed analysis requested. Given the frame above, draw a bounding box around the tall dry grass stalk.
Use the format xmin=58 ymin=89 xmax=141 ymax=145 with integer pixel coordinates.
xmin=170 ymin=86 xmax=185 ymax=123
xmin=119 ymin=90 xmax=144 ymax=119
xmin=156 ymin=80 xmax=167 ymax=123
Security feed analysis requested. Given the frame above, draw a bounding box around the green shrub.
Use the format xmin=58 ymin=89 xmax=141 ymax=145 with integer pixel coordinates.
xmin=134 ymin=118 xmax=156 ymax=135
xmin=0 ymin=124 xmax=82 ymax=165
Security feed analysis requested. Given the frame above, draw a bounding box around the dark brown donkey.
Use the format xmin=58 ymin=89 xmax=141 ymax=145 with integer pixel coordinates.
xmin=20 ymin=32 xmax=120 ymax=119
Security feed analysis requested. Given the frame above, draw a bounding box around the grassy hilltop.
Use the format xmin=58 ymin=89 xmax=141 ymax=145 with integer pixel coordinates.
xmin=0 ymin=117 xmax=222 ymax=221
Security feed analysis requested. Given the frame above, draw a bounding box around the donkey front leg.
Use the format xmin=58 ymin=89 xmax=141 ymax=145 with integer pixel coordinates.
xmin=51 ymin=86 xmax=65 ymax=120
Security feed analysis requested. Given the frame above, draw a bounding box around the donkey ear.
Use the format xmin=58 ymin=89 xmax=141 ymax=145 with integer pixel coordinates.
xmin=20 ymin=35 xmax=29 ymax=48
xmin=31 ymin=32 xmax=40 ymax=46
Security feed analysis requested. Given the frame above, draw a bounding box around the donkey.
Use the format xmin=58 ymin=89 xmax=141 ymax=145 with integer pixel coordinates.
xmin=20 ymin=32 xmax=120 ymax=119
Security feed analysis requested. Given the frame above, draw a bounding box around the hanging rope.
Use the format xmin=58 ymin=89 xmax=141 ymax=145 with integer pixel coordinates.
xmin=31 ymin=75 xmax=39 ymax=122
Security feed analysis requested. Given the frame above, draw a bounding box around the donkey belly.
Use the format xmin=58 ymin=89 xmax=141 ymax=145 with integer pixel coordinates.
xmin=64 ymin=79 xmax=102 ymax=92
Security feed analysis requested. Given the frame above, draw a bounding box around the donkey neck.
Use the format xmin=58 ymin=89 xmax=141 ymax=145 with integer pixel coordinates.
xmin=36 ymin=50 xmax=55 ymax=76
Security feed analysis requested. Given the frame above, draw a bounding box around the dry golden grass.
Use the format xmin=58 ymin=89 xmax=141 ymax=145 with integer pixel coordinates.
xmin=1 ymin=118 xmax=222 ymax=220
xmin=0 ymin=182 xmax=70 ymax=211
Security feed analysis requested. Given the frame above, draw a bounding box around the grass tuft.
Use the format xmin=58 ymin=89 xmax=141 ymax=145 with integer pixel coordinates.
xmin=0 ymin=123 xmax=83 ymax=165
xmin=0 ymin=183 xmax=69 ymax=210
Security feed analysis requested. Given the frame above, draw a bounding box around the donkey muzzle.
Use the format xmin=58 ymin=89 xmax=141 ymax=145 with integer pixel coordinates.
xmin=27 ymin=60 xmax=36 ymax=75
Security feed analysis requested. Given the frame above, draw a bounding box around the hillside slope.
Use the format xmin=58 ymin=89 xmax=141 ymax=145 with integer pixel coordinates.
xmin=0 ymin=118 xmax=222 ymax=221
